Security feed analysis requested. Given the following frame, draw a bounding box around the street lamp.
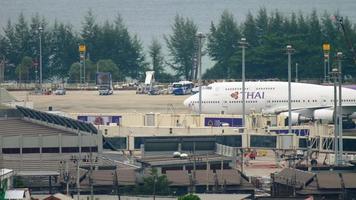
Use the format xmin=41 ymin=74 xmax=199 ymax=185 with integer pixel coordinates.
xmin=295 ymin=63 xmax=298 ymax=82
xmin=153 ymin=175 xmax=157 ymax=200
xmin=330 ymin=67 xmax=340 ymax=165
xmin=323 ymin=43 xmax=331 ymax=83
xmin=196 ymin=32 xmax=205 ymax=115
xmin=286 ymin=45 xmax=295 ymax=134
xmin=38 ymin=26 xmax=43 ymax=90
xmin=337 ymin=52 xmax=343 ymax=164
xmin=70 ymin=155 xmax=81 ymax=200
xmin=239 ymin=38 xmax=248 ymax=127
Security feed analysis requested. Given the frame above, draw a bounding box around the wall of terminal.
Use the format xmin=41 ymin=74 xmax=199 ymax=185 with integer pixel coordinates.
xmin=0 ymin=133 xmax=102 ymax=155
xmin=0 ymin=132 xmax=102 ymax=171
xmin=71 ymin=112 xmax=268 ymax=129
xmin=71 ymin=112 xmax=331 ymax=137
xmin=102 ymin=129 xmax=356 ymax=153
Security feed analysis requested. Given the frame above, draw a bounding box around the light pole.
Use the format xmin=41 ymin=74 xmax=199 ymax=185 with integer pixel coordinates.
xmin=286 ymin=45 xmax=294 ymax=134
xmin=295 ymin=63 xmax=298 ymax=82
xmin=323 ymin=56 xmax=327 ymax=83
xmin=196 ymin=32 xmax=205 ymax=115
xmin=323 ymin=43 xmax=331 ymax=83
xmin=337 ymin=52 xmax=343 ymax=164
xmin=38 ymin=26 xmax=43 ymax=90
xmin=153 ymin=175 xmax=157 ymax=200
xmin=327 ymin=54 xmax=330 ymax=82
xmin=330 ymin=67 xmax=339 ymax=165
xmin=239 ymin=38 xmax=248 ymax=127
xmin=79 ymin=45 xmax=86 ymax=86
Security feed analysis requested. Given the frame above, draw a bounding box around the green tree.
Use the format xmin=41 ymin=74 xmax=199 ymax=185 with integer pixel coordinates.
xmin=16 ymin=56 xmax=32 ymax=83
xmin=165 ymin=15 xmax=198 ymax=80
xmin=68 ymin=62 xmax=81 ymax=83
xmin=96 ymin=59 xmax=121 ymax=80
xmin=255 ymin=8 xmax=269 ymax=39
xmin=49 ymin=21 xmax=78 ymax=80
xmin=148 ymin=39 xmax=174 ymax=82
xmin=91 ymin=13 xmax=147 ymax=80
xmin=81 ymin=9 xmax=100 ymax=62
xmin=68 ymin=59 xmax=98 ymax=83
xmin=178 ymin=194 xmax=201 ymax=200
xmin=243 ymin=12 xmax=258 ymax=46
xmin=206 ymin=10 xmax=241 ymax=79
xmin=0 ymin=179 xmax=8 ymax=200
xmin=149 ymin=39 xmax=164 ymax=75
xmin=136 ymin=168 xmax=170 ymax=195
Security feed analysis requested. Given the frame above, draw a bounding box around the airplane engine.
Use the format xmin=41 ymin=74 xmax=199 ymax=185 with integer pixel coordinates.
xmin=349 ymin=112 xmax=356 ymax=119
xmin=279 ymin=112 xmax=301 ymax=125
xmin=313 ymin=109 xmax=334 ymax=122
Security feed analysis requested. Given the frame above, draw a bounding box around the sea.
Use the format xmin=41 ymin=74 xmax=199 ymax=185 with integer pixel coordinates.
xmin=1 ymin=0 xmax=356 ymax=71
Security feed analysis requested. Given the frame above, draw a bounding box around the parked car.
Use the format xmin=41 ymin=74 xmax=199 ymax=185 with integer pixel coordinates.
xmin=54 ymin=88 xmax=66 ymax=95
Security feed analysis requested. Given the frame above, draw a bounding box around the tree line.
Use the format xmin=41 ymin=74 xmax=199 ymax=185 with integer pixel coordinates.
xmin=0 ymin=9 xmax=355 ymax=83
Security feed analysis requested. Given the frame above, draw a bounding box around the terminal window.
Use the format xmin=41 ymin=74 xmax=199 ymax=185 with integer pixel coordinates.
xmin=250 ymin=135 xmax=277 ymax=148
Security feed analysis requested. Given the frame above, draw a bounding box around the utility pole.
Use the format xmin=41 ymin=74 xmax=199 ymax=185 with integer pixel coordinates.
xmin=75 ymin=156 xmax=80 ymax=200
xmin=323 ymin=43 xmax=331 ymax=83
xmin=114 ymin=166 xmax=121 ymax=200
xmin=331 ymin=68 xmax=339 ymax=165
xmin=240 ymin=149 xmax=244 ymax=174
xmin=286 ymin=45 xmax=295 ymax=134
xmin=153 ymin=175 xmax=157 ymax=200
xmin=196 ymin=32 xmax=205 ymax=115
xmin=61 ymin=160 xmax=70 ymax=196
xmin=206 ymin=154 xmax=209 ymax=192
xmin=192 ymin=142 xmax=197 ymax=193
xmin=337 ymin=52 xmax=343 ymax=165
xmin=89 ymin=149 xmax=94 ymax=200
xmin=70 ymin=154 xmax=81 ymax=200
xmin=295 ymin=63 xmax=298 ymax=82
xmin=239 ymin=38 xmax=248 ymax=127
xmin=79 ymin=45 xmax=86 ymax=86
xmin=0 ymin=56 xmax=6 ymax=84
xmin=38 ymin=26 xmax=43 ymax=90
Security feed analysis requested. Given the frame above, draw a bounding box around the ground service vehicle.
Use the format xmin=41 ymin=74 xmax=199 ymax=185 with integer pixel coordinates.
xmin=97 ymin=72 xmax=113 ymax=95
xmin=172 ymin=81 xmax=194 ymax=95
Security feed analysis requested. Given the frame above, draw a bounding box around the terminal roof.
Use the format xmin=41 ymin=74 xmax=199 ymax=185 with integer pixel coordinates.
xmin=16 ymin=106 xmax=97 ymax=134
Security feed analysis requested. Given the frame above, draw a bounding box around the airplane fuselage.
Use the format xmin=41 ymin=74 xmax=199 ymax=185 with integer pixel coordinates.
xmin=184 ymin=81 xmax=356 ymax=116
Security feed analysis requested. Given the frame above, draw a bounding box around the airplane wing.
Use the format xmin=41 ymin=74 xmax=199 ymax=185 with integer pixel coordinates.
xmin=264 ymin=104 xmax=356 ymax=118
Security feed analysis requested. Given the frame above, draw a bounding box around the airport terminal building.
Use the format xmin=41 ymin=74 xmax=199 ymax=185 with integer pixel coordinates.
xmin=0 ymin=106 xmax=102 ymax=172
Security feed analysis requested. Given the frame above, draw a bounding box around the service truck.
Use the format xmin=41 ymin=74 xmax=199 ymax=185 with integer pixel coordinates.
xmin=96 ymin=72 xmax=113 ymax=95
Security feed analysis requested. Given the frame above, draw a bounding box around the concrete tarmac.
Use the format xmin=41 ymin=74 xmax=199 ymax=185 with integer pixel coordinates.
xmin=10 ymin=90 xmax=190 ymax=114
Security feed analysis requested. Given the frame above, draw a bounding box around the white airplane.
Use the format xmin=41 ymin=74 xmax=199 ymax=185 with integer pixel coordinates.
xmin=183 ymin=81 xmax=356 ymax=124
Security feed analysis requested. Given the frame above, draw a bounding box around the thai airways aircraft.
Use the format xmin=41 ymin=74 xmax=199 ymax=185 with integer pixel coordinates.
xmin=183 ymin=81 xmax=356 ymax=123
